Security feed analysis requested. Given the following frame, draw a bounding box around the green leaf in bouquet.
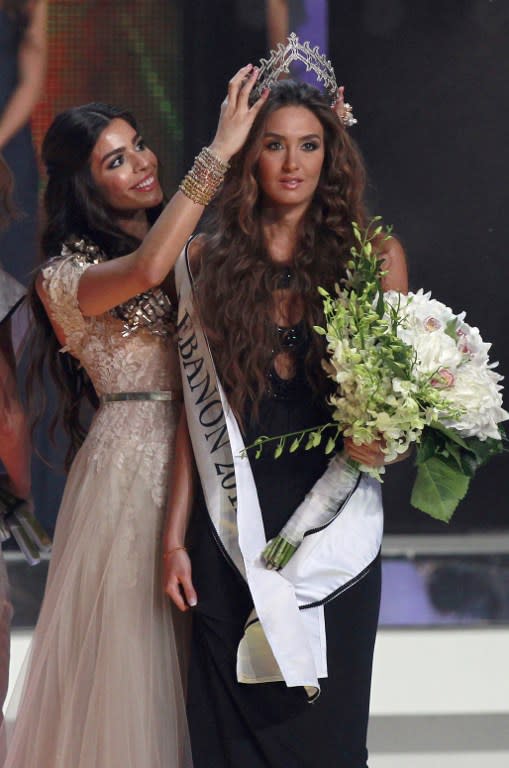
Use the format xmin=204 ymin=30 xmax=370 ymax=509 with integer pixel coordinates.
xmin=305 ymin=430 xmax=322 ymax=450
xmin=312 ymin=430 xmax=322 ymax=447
xmin=317 ymin=286 xmax=329 ymax=298
xmin=325 ymin=436 xmax=336 ymax=454
xmin=444 ymin=318 xmax=458 ymax=341
xmin=248 ymin=436 xmax=268 ymax=460
xmin=429 ymin=424 xmax=505 ymax=469
xmin=459 ymin=451 xmax=480 ymax=478
xmin=385 ymin=358 xmax=409 ymax=377
xmin=274 ymin=439 xmax=286 ymax=459
xmin=443 ymin=441 xmax=464 ymax=472
xmin=411 ymin=455 xmax=470 ymax=522
xmin=305 ymin=433 xmax=315 ymax=450
xmin=428 ymin=422 xmax=472 ymax=451
xmin=375 ymin=289 xmax=385 ymax=318
xmin=313 ymin=325 xmax=326 ymax=335
xmin=416 ymin=429 xmax=443 ymax=464
xmin=419 ymin=428 xmax=465 ymax=471
xmin=460 ymin=434 xmax=505 ymax=468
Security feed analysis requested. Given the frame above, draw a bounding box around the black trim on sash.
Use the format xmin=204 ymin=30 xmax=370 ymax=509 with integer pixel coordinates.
xmin=302 ymin=471 xmax=362 ymax=538
xmin=240 ymin=550 xmax=380 ymax=615
xmin=244 ymin=616 xmax=259 ymax=632
xmin=183 ymin=236 xmax=196 ymax=286
xmin=204 ymin=495 xmax=245 ymax=580
xmin=300 ymin=551 xmax=381 ymax=611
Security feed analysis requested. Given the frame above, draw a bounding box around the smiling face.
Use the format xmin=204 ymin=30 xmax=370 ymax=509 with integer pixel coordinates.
xmin=89 ymin=118 xmax=163 ymax=216
xmin=256 ymin=105 xmax=325 ymax=213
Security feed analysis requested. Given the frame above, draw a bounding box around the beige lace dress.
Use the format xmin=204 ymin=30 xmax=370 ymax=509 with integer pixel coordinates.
xmin=4 ymin=245 xmax=192 ymax=767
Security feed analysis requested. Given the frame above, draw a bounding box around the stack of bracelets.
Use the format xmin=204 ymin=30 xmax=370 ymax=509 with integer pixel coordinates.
xmin=179 ymin=146 xmax=230 ymax=206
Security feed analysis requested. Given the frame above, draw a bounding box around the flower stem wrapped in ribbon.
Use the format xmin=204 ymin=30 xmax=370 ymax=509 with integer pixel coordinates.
xmin=253 ymin=219 xmax=508 ymax=570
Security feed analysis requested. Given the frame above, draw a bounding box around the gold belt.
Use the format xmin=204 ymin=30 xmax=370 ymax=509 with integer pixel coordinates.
xmin=100 ymin=390 xmax=182 ymax=403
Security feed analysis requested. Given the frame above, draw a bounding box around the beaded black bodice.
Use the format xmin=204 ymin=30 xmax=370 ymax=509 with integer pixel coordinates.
xmin=267 ymin=267 xmax=310 ymax=400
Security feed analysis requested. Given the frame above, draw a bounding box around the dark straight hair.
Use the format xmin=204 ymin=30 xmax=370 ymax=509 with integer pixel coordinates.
xmin=27 ymin=102 xmax=163 ymax=470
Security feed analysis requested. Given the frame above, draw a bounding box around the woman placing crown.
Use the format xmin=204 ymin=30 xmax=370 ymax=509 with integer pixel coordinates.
xmin=3 ymin=66 xmax=268 ymax=767
xmin=165 ymin=38 xmax=408 ymax=768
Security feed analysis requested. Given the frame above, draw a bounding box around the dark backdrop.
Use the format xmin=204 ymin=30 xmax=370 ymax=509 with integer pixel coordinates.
xmin=183 ymin=0 xmax=268 ymax=164
xmin=329 ymin=0 xmax=509 ymax=531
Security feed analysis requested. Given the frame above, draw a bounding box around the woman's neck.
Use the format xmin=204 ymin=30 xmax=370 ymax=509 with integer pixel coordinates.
xmin=261 ymin=206 xmax=306 ymax=266
xmin=115 ymin=209 xmax=150 ymax=242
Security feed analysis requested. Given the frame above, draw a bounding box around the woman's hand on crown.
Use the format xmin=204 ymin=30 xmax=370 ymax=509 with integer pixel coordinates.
xmin=209 ymin=64 xmax=269 ymax=164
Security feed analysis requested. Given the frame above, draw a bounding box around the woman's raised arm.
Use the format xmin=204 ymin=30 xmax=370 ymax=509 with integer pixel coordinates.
xmin=74 ymin=66 xmax=268 ymax=317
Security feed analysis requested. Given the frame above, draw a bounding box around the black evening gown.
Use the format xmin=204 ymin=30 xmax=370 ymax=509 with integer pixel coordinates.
xmin=187 ymin=354 xmax=382 ymax=768
xmin=0 ymin=8 xmax=39 ymax=286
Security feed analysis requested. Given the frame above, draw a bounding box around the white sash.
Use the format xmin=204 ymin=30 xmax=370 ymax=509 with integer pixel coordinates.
xmin=176 ymin=245 xmax=384 ymax=699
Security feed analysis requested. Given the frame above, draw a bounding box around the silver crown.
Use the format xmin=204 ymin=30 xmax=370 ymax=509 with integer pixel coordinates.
xmin=251 ymin=33 xmax=338 ymax=104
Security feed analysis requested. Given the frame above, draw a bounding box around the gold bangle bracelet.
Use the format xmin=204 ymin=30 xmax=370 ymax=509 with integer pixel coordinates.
xmin=162 ymin=546 xmax=187 ymax=559
xmin=178 ymin=145 xmax=230 ymax=206
xmin=200 ymin=145 xmax=230 ymax=174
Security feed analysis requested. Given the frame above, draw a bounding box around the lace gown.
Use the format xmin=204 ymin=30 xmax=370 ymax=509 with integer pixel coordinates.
xmin=4 ymin=252 xmax=192 ymax=767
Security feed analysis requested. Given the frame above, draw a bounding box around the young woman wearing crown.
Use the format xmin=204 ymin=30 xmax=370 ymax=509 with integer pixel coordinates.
xmin=164 ymin=34 xmax=408 ymax=768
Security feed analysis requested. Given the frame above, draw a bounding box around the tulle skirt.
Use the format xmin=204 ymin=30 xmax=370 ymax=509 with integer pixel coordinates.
xmin=3 ymin=402 xmax=192 ymax=767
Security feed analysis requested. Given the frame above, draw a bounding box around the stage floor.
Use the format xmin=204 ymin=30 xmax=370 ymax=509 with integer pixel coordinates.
xmin=5 ymin=534 xmax=509 ymax=765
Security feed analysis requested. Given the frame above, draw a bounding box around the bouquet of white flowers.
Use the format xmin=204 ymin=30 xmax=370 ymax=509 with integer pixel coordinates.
xmin=383 ymin=288 xmax=507 ymax=518
xmin=254 ymin=220 xmax=508 ymax=570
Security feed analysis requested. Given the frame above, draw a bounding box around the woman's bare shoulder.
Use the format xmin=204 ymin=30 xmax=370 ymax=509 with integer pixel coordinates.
xmin=380 ymin=236 xmax=408 ymax=294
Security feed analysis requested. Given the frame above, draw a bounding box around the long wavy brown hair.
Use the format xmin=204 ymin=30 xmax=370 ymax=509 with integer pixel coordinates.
xmin=196 ymin=80 xmax=368 ymax=424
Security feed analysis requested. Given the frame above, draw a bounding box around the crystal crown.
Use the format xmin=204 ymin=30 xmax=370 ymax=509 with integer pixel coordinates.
xmin=251 ymin=33 xmax=338 ymax=104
